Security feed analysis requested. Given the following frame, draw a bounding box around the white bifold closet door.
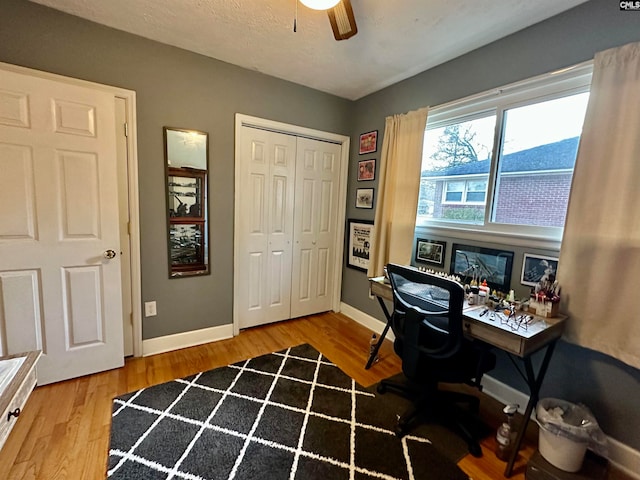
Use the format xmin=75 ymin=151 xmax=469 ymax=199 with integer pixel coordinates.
xmin=237 ymin=126 xmax=342 ymax=329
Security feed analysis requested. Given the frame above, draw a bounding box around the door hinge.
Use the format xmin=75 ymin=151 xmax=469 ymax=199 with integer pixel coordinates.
xmin=130 ymin=312 xmax=134 ymax=325
xmin=127 ymin=221 xmax=131 ymax=235
xmin=124 ymin=122 xmax=129 ymax=137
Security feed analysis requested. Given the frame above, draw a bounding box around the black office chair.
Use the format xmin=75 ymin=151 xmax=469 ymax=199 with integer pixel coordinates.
xmin=377 ymin=263 xmax=496 ymax=457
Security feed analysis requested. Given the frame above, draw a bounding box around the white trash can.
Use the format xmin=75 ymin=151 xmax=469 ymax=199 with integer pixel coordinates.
xmin=535 ymin=398 xmax=608 ymax=473
xmin=538 ymin=421 xmax=587 ymax=472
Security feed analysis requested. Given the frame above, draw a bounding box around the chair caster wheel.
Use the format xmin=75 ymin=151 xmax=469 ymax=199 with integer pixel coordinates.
xmin=394 ymin=425 xmax=406 ymax=437
xmin=376 ymin=383 xmax=387 ymax=394
xmin=468 ymin=442 xmax=482 ymax=458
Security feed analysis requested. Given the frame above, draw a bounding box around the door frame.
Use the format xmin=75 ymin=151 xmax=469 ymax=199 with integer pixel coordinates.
xmin=233 ymin=114 xmax=350 ymax=336
xmin=0 ymin=61 xmax=143 ymax=357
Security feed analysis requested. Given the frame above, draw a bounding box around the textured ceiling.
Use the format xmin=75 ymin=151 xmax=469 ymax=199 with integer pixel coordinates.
xmin=30 ymin=0 xmax=588 ymax=100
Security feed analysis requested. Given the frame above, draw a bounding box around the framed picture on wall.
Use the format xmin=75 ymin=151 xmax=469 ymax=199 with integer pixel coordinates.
xmin=415 ymin=238 xmax=446 ymax=267
xmin=450 ymin=243 xmax=514 ymax=292
xmin=347 ymin=219 xmax=373 ymax=272
xmin=357 ymin=159 xmax=376 ymax=181
xmin=355 ymin=188 xmax=374 ymax=209
xmin=521 ymin=253 xmax=559 ymax=287
xmin=359 ymin=130 xmax=378 ymax=155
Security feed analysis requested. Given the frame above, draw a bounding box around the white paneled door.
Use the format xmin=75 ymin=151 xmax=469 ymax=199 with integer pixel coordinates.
xmin=237 ymin=128 xmax=297 ymax=328
xmin=291 ymin=137 xmax=341 ymax=318
xmin=0 ymin=68 xmax=124 ymax=385
xmin=236 ymin=125 xmax=342 ymax=329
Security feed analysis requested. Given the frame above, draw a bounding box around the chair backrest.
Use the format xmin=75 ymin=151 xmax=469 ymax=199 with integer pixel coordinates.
xmin=386 ymin=263 xmax=466 ymax=378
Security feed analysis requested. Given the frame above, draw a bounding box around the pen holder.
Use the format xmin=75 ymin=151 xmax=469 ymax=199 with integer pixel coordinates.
xmin=528 ymin=298 xmax=559 ymax=318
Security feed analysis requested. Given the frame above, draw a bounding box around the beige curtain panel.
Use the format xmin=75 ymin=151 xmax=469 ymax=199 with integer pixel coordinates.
xmin=368 ymin=107 xmax=429 ymax=278
xmin=558 ymin=42 xmax=640 ymax=369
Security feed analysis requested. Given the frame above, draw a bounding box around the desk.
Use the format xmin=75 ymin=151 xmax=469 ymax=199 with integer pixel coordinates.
xmin=368 ymin=277 xmax=566 ymax=478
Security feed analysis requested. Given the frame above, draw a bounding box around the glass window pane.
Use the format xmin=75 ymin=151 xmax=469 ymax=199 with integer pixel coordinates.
xmin=418 ymin=115 xmax=496 ymax=224
xmin=492 ymin=92 xmax=589 ymax=227
xmin=445 ymin=191 xmax=463 ymax=202
xmin=446 ymin=181 xmax=465 ymax=191
xmin=467 ymin=180 xmax=487 ymax=192
xmin=466 ymin=191 xmax=486 ymax=202
xmin=465 ymin=180 xmax=486 ymax=203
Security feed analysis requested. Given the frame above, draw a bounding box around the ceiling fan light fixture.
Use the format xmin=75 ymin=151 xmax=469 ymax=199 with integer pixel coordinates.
xmin=328 ymin=0 xmax=358 ymax=41
xmin=300 ymin=0 xmax=340 ymax=10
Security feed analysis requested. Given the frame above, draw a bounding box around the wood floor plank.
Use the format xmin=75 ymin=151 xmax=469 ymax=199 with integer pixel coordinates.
xmin=0 ymin=312 xmax=627 ymax=479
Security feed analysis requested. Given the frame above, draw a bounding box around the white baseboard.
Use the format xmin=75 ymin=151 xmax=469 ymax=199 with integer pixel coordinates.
xmin=340 ymin=301 xmax=640 ymax=479
xmin=340 ymin=302 xmax=395 ymax=343
xmin=142 ymin=323 xmax=234 ymax=357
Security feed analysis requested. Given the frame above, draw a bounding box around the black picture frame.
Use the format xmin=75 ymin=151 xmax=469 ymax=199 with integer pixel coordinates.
xmin=347 ymin=219 xmax=373 ymax=272
xmin=357 ymin=158 xmax=376 ymax=181
xmin=415 ymin=238 xmax=446 ymax=267
xmin=358 ymin=130 xmax=378 ymax=155
xmin=521 ymin=253 xmax=559 ymax=287
xmin=450 ymin=243 xmax=514 ymax=292
xmin=355 ymin=188 xmax=374 ymax=209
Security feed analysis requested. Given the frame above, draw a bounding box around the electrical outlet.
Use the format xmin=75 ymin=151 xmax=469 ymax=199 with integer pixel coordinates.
xmin=144 ymin=301 xmax=157 ymax=317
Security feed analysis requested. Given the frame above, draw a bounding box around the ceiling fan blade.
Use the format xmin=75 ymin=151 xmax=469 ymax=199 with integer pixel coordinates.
xmin=328 ymin=0 xmax=358 ymax=41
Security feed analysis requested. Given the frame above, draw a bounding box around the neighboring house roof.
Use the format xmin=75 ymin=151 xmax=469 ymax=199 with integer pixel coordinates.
xmin=422 ymin=137 xmax=579 ymax=177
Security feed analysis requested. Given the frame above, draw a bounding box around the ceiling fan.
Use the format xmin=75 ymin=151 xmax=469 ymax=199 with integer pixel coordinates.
xmin=299 ymin=0 xmax=358 ymax=41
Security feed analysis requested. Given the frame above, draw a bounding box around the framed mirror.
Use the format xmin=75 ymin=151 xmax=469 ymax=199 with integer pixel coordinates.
xmin=164 ymin=127 xmax=209 ymax=277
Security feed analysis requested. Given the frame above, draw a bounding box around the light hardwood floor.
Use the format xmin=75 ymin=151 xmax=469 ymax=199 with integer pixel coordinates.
xmin=0 ymin=312 xmax=623 ymax=479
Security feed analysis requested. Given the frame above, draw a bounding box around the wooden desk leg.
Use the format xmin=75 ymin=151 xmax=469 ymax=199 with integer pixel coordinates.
xmin=504 ymin=341 xmax=557 ymax=477
xmin=365 ymin=296 xmax=392 ymax=370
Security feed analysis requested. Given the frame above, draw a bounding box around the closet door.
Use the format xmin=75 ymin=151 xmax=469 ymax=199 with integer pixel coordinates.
xmin=237 ymin=127 xmax=296 ymax=329
xmin=290 ymin=138 xmax=341 ymax=318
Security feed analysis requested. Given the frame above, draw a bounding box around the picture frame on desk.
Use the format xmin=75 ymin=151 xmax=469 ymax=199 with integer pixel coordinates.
xmin=347 ymin=219 xmax=373 ymax=272
xmin=450 ymin=243 xmax=514 ymax=292
xmin=415 ymin=238 xmax=446 ymax=267
xmin=521 ymin=253 xmax=559 ymax=287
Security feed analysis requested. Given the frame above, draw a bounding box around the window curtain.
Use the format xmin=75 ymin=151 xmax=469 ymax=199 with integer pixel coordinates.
xmin=558 ymin=42 xmax=640 ymax=369
xmin=367 ymin=107 xmax=429 ymax=277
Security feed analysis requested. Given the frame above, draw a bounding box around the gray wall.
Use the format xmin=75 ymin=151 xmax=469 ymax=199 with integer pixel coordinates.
xmin=0 ymin=0 xmax=352 ymax=339
xmin=2 ymin=0 xmax=640 ymax=453
xmin=344 ymin=0 xmax=640 ymax=451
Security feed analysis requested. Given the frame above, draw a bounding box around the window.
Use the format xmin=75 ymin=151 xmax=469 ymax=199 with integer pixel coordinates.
xmin=443 ymin=180 xmax=487 ymax=204
xmin=421 ymin=115 xmax=495 ymax=224
xmin=444 ymin=181 xmax=464 ymax=202
xmin=416 ymin=63 xmax=592 ymax=241
xmin=493 ymin=93 xmax=589 ymax=228
xmin=466 ymin=180 xmax=487 ymax=203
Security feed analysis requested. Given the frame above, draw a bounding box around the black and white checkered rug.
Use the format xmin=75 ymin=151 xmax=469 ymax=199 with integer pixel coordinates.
xmin=108 ymin=344 xmax=470 ymax=480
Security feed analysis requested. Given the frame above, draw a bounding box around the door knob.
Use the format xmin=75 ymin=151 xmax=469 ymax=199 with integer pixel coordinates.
xmin=103 ymin=249 xmax=117 ymax=259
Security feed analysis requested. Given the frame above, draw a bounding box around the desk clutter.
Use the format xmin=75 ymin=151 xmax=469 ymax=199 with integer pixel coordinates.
xmin=460 ymin=273 xmax=562 ymax=319
xmin=529 ymin=274 xmax=561 ymax=318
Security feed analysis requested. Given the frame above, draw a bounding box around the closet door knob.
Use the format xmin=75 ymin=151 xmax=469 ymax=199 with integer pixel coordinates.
xmin=103 ymin=249 xmax=117 ymax=259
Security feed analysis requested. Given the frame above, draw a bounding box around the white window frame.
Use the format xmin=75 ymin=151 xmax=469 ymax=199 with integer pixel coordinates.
xmin=417 ymin=61 xmax=593 ymax=249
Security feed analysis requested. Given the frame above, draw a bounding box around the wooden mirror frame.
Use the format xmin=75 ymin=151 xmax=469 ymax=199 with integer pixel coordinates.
xmin=163 ymin=127 xmax=210 ymax=278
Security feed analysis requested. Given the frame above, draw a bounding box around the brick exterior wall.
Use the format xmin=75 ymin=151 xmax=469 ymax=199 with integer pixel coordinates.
xmin=427 ymin=173 xmax=572 ymax=226
xmin=493 ymin=174 xmax=572 ymax=227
